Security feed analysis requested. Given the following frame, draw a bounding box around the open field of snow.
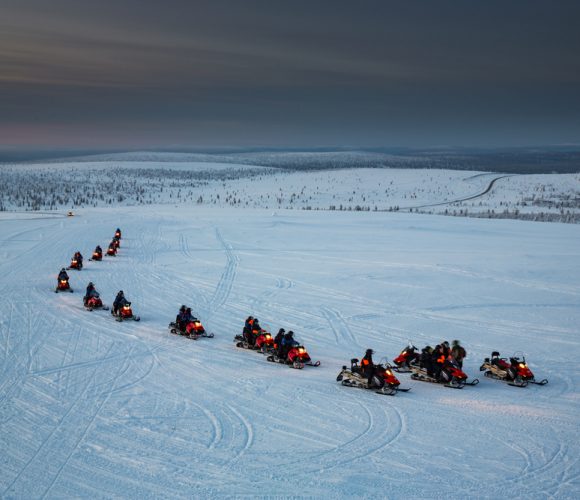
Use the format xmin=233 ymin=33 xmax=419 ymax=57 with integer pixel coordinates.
xmin=1 ymin=156 xmax=579 ymax=222
xmin=1 ymin=204 xmax=579 ymax=498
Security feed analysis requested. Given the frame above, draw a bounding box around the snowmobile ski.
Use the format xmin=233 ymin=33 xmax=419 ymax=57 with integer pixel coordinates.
xmin=530 ymin=379 xmax=548 ymax=386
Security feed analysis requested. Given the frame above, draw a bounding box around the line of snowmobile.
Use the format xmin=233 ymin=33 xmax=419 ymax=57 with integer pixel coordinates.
xmin=53 ymin=227 xmax=548 ymax=396
xmin=54 ymin=228 xmax=141 ymax=322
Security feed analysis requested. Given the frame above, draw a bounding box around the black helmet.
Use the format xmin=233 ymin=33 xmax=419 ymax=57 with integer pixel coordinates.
xmin=88 ymin=282 xmax=94 ymax=286
xmin=254 ymin=318 xmax=259 ymax=322
xmin=119 ymin=290 xmax=124 ymax=294
xmin=287 ymin=331 xmax=294 ymax=336
xmin=278 ymin=328 xmax=285 ymax=334
xmin=61 ymin=268 xmax=65 ymax=271
xmin=186 ymin=307 xmax=192 ymax=313
xmin=366 ymin=349 xmax=374 ymax=355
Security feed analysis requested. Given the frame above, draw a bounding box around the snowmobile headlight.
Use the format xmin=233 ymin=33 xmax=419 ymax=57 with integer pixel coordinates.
xmin=298 ymin=347 xmax=305 ymax=354
xmin=519 ymin=363 xmax=526 ymax=369
xmin=386 ymin=370 xmax=392 ymax=376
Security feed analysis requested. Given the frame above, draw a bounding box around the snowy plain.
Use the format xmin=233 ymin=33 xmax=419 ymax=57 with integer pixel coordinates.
xmin=0 ymin=162 xmax=579 ymax=498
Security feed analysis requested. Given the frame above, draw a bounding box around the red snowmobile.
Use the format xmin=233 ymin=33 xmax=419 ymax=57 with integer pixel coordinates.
xmin=112 ymin=302 xmax=140 ymax=322
xmin=115 ymin=229 xmax=122 ymax=239
xmin=169 ymin=318 xmax=214 ymax=339
xmin=68 ymin=257 xmax=82 ymax=270
xmin=255 ymin=331 xmax=275 ymax=353
xmin=106 ymin=245 xmax=117 ymax=256
xmin=84 ymin=294 xmax=108 ymax=311
xmin=337 ymin=358 xmax=410 ymax=396
xmin=90 ymin=250 xmax=102 ymax=261
xmin=480 ymin=352 xmax=547 ymax=387
xmin=55 ymin=278 xmax=73 ymax=293
xmin=393 ymin=344 xmax=420 ymax=372
xmin=235 ymin=329 xmax=274 ymax=353
xmin=266 ymin=344 xmax=320 ymax=369
xmin=112 ymin=237 xmax=120 ymax=249
xmin=411 ymin=357 xmax=478 ymax=389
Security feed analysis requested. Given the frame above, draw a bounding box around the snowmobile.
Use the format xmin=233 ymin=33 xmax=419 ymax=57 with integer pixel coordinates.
xmin=410 ymin=358 xmax=479 ymax=389
xmin=393 ymin=344 xmax=420 ymax=372
xmin=255 ymin=331 xmax=275 ymax=353
xmin=112 ymin=237 xmax=120 ymax=249
xmin=55 ymin=278 xmax=73 ymax=293
xmin=115 ymin=229 xmax=122 ymax=239
xmin=234 ymin=330 xmax=273 ymax=353
xmin=480 ymin=352 xmax=548 ymax=387
xmin=266 ymin=345 xmax=320 ymax=369
xmin=84 ymin=294 xmax=108 ymax=311
xmin=169 ymin=319 xmax=214 ymax=339
xmin=106 ymin=245 xmax=117 ymax=257
xmin=112 ymin=303 xmax=140 ymax=322
xmin=90 ymin=250 xmax=102 ymax=261
xmin=67 ymin=258 xmax=83 ymax=270
xmin=337 ymin=358 xmax=410 ymax=396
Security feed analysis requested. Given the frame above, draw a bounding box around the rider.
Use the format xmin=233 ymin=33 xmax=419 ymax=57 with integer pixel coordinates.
xmin=58 ymin=268 xmax=69 ymax=282
xmin=420 ymin=345 xmax=434 ymax=376
xmin=361 ymin=349 xmax=375 ymax=386
xmin=278 ymin=331 xmax=299 ymax=360
xmin=74 ymin=251 xmax=83 ymax=269
xmin=175 ymin=305 xmax=187 ymax=329
xmin=183 ymin=308 xmax=199 ymax=335
xmin=84 ymin=282 xmax=99 ymax=306
xmin=113 ymin=290 xmax=128 ymax=315
xmin=432 ymin=345 xmax=447 ymax=380
xmin=451 ymin=340 xmax=466 ymax=368
xmin=94 ymin=245 xmax=102 ymax=257
xmin=273 ymin=328 xmax=285 ymax=350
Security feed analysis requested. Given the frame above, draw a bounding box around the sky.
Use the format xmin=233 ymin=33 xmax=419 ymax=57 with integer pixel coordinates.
xmin=1 ymin=0 xmax=579 ymax=151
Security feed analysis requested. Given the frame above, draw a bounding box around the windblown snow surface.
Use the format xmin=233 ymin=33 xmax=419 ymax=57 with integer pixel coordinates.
xmin=1 ymin=178 xmax=579 ymax=497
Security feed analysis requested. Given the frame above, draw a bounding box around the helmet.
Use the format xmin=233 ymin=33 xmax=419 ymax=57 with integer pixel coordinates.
xmin=180 ymin=305 xmax=186 ymax=310
xmin=443 ymin=341 xmax=450 ymax=348
xmin=61 ymin=268 xmax=65 ymax=271
xmin=186 ymin=308 xmax=192 ymax=313
xmin=287 ymin=331 xmax=294 ymax=336
xmin=278 ymin=328 xmax=285 ymax=334
xmin=366 ymin=349 xmax=374 ymax=355
xmin=254 ymin=318 xmax=259 ymax=322
xmin=452 ymin=340 xmax=460 ymax=347
xmin=119 ymin=290 xmax=124 ymax=295
xmin=88 ymin=282 xmax=94 ymax=286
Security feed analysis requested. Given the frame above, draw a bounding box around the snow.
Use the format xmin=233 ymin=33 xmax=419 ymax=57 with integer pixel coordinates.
xmin=1 ymin=159 xmax=579 ymax=223
xmin=0 ymin=175 xmax=579 ymax=497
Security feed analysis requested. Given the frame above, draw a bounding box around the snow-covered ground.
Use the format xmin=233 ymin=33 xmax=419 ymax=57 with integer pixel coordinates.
xmin=0 ymin=203 xmax=579 ymax=498
xmin=1 ymin=156 xmax=579 ymax=223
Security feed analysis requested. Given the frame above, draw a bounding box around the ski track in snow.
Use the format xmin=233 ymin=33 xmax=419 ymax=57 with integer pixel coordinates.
xmin=0 ymin=205 xmax=578 ymax=498
xmin=207 ymin=227 xmax=239 ymax=314
xmin=321 ymin=306 xmax=359 ymax=347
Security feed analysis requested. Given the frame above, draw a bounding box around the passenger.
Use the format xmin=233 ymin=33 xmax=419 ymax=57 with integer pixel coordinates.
xmin=361 ymin=349 xmax=375 ymax=385
xmin=451 ymin=340 xmax=466 ymax=368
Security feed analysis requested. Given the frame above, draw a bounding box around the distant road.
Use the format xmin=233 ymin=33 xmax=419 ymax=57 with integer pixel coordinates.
xmin=400 ymin=175 xmax=513 ymax=211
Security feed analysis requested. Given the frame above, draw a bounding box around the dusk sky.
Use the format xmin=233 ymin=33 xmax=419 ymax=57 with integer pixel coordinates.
xmin=1 ymin=0 xmax=579 ymax=151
